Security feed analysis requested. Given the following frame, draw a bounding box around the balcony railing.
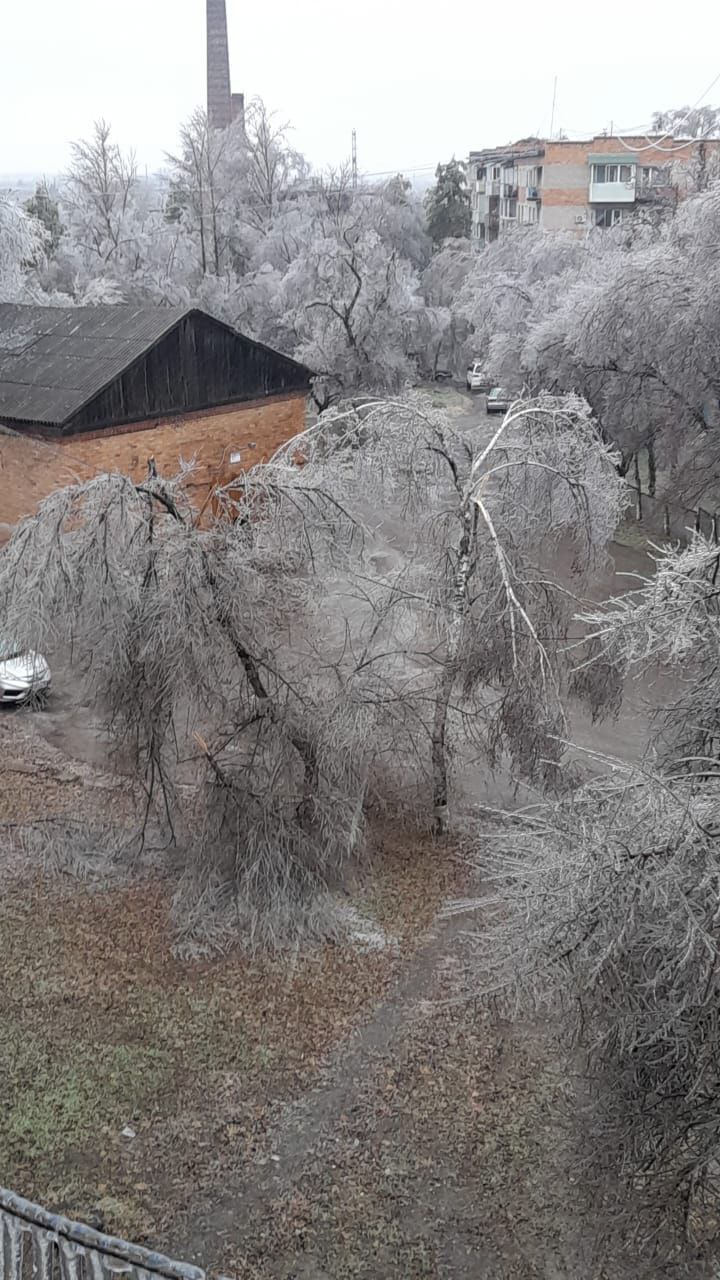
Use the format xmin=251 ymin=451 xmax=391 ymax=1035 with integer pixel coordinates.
xmin=0 ymin=1188 xmax=204 ymax=1280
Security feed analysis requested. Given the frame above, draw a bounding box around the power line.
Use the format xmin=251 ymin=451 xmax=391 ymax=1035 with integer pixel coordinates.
xmin=614 ymin=69 xmax=720 ymax=154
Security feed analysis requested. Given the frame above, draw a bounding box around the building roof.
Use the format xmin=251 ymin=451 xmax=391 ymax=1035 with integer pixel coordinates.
xmin=0 ymin=305 xmax=193 ymax=426
xmin=0 ymin=304 xmax=311 ymax=430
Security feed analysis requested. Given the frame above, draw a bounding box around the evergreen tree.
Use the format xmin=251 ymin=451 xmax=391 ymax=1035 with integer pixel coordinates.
xmin=25 ymin=182 xmax=63 ymax=255
xmin=424 ymin=159 xmax=471 ymax=247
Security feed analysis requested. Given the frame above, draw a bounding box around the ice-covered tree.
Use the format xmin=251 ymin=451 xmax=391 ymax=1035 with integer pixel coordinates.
xmin=25 ymin=182 xmax=63 ymax=255
xmin=55 ymin=119 xmax=178 ymax=302
xmin=282 ymin=391 xmax=623 ymax=832
xmin=476 ymin=533 xmax=720 ymax=1266
xmin=651 ymin=104 xmax=720 ymax=138
xmin=418 ymin=237 xmax=474 ymax=376
xmin=529 ymin=186 xmax=720 ymax=502
xmin=167 ymin=108 xmax=254 ymax=280
xmin=240 ymin=98 xmax=310 ymax=234
xmin=0 ymin=391 xmax=621 ymax=943
xmin=280 ymin=172 xmax=422 ymax=394
xmin=424 ymin=158 xmax=471 ymax=246
xmin=0 ymin=197 xmax=46 ymax=300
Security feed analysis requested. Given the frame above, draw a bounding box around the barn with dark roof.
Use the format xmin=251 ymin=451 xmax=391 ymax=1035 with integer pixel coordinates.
xmin=0 ymin=304 xmax=313 ymax=534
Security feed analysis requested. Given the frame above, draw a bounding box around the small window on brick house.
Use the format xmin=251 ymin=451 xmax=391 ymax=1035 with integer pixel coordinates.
xmin=593 ymin=207 xmax=624 ymax=228
xmin=230 ymin=451 xmax=242 ymax=464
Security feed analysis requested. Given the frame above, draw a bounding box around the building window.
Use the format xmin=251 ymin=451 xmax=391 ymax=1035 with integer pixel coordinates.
xmin=491 ymin=165 xmax=501 ymax=180
xmin=592 ymin=162 xmax=635 ymax=184
xmin=593 ymin=208 xmax=624 ymax=228
xmin=640 ymin=165 xmax=662 ymax=186
xmin=476 ymin=165 xmax=486 ymax=181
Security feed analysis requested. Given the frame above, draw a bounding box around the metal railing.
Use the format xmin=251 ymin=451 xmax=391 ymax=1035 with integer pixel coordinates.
xmin=0 ymin=1189 xmax=204 ymax=1280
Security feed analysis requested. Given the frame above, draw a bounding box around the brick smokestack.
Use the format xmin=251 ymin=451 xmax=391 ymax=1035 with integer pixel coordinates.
xmin=206 ymin=0 xmax=233 ymax=130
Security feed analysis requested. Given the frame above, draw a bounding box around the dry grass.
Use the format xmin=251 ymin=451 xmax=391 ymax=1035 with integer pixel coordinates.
xmin=0 ymin=824 xmax=467 ymax=1250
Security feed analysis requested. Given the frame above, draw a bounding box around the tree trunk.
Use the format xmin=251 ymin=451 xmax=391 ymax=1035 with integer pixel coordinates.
xmin=431 ymin=501 xmax=477 ymax=835
xmin=617 ymin=449 xmax=634 ymax=478
xmin=647 ymin=436 xmax=657 ymax=498
xmin=202 ymin=556 xmax=320 ymax=826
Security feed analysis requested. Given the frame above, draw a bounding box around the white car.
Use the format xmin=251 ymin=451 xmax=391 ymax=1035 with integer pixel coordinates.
xmin=466 ymin=361 xmax=488 ymax=393
xmin=0 ymin=642 xmax=51 ymax=706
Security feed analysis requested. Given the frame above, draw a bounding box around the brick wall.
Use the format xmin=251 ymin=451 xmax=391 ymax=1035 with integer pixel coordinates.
xmin=0 ymin=430 xmax=92 ymax=540
xmin=541 ymin=136 xmax=720 ymax=226
xmin=0 ymin=393 xmax=306 ymax=541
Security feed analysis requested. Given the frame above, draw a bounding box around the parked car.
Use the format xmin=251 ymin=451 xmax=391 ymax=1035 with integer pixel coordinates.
xmin=0 ymin=641 xmax=51 ymax=706
xmin=466 ymin=361 xmax=489 ymax=393
xmin=486 ymin=387 xmax=514 ymax=415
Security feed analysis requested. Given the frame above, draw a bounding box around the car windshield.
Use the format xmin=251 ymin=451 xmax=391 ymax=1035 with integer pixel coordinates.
xmin=489 ymin=388 xmax=508 ymax=398
xmin=0 ymin=638 xmax=23 ymax=661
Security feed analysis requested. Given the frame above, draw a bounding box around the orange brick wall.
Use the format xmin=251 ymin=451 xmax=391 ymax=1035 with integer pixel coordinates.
xmin=0 ymin=394 xmax=307 ymax=539
xmin=0 ymin=430 xmax=93 ymax=538
xmin=542 ymin=136 xmax=720 ymax=207
xmin=543 ymin=136 xmax=717 ymax=170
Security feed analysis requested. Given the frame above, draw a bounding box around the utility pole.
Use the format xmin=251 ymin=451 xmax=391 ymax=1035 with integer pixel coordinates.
xmin=549 ymin=76 xmax=558 ymax=140
xmin=351 ymin=129 xmax=358 ymax=190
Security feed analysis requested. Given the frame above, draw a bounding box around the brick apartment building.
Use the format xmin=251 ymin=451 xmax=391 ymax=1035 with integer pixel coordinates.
xmin=0 ymin=304 xmax=312 ymax=538
xmin=468 ymin=134 xmax=720 ymax=245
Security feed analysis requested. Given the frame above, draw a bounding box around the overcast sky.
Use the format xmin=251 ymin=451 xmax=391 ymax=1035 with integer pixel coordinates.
xmin=1 ymin=0 xmax=717 ymax=182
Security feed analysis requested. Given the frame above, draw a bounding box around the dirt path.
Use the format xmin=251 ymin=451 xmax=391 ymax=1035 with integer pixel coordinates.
xmin=180 ymin=913 xmax=470 ymax=1259
xmin=177 ymin=906 xmax=578 ymax=1280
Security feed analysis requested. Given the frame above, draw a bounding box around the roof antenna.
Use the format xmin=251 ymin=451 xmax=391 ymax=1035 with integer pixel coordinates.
xmin=549 ymin=76 xmax=558 ymax=139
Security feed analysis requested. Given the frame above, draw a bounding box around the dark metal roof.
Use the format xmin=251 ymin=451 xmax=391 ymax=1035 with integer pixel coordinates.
xmin=0 ymin=304 xmax=192 ymax=426
xmin=0 ymin=302 xmax=305 ymax=432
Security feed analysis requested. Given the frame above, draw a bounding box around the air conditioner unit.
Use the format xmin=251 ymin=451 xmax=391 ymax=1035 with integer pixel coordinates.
xmin=574 ymin=213 xmax=586 ymax=224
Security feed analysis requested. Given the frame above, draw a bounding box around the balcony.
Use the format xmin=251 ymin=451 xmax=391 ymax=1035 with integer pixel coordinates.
xmin=501 ymin=184 xmax=518 ymax=200
xmin=526 ymin=185 xmax=539 ymax=200
xmin=588 ymin=178 xmax=636 ymax=204
xmin=487 ymin=179 xmax=501 ymax=197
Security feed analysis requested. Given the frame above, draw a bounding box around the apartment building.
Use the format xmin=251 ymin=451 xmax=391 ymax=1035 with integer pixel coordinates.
xmin=469 ymin=134 xmax=720 ymax=245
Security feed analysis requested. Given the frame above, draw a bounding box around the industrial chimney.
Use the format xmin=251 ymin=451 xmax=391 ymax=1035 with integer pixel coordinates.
xmin=207 ymin=0 xmax=243 ymax=131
